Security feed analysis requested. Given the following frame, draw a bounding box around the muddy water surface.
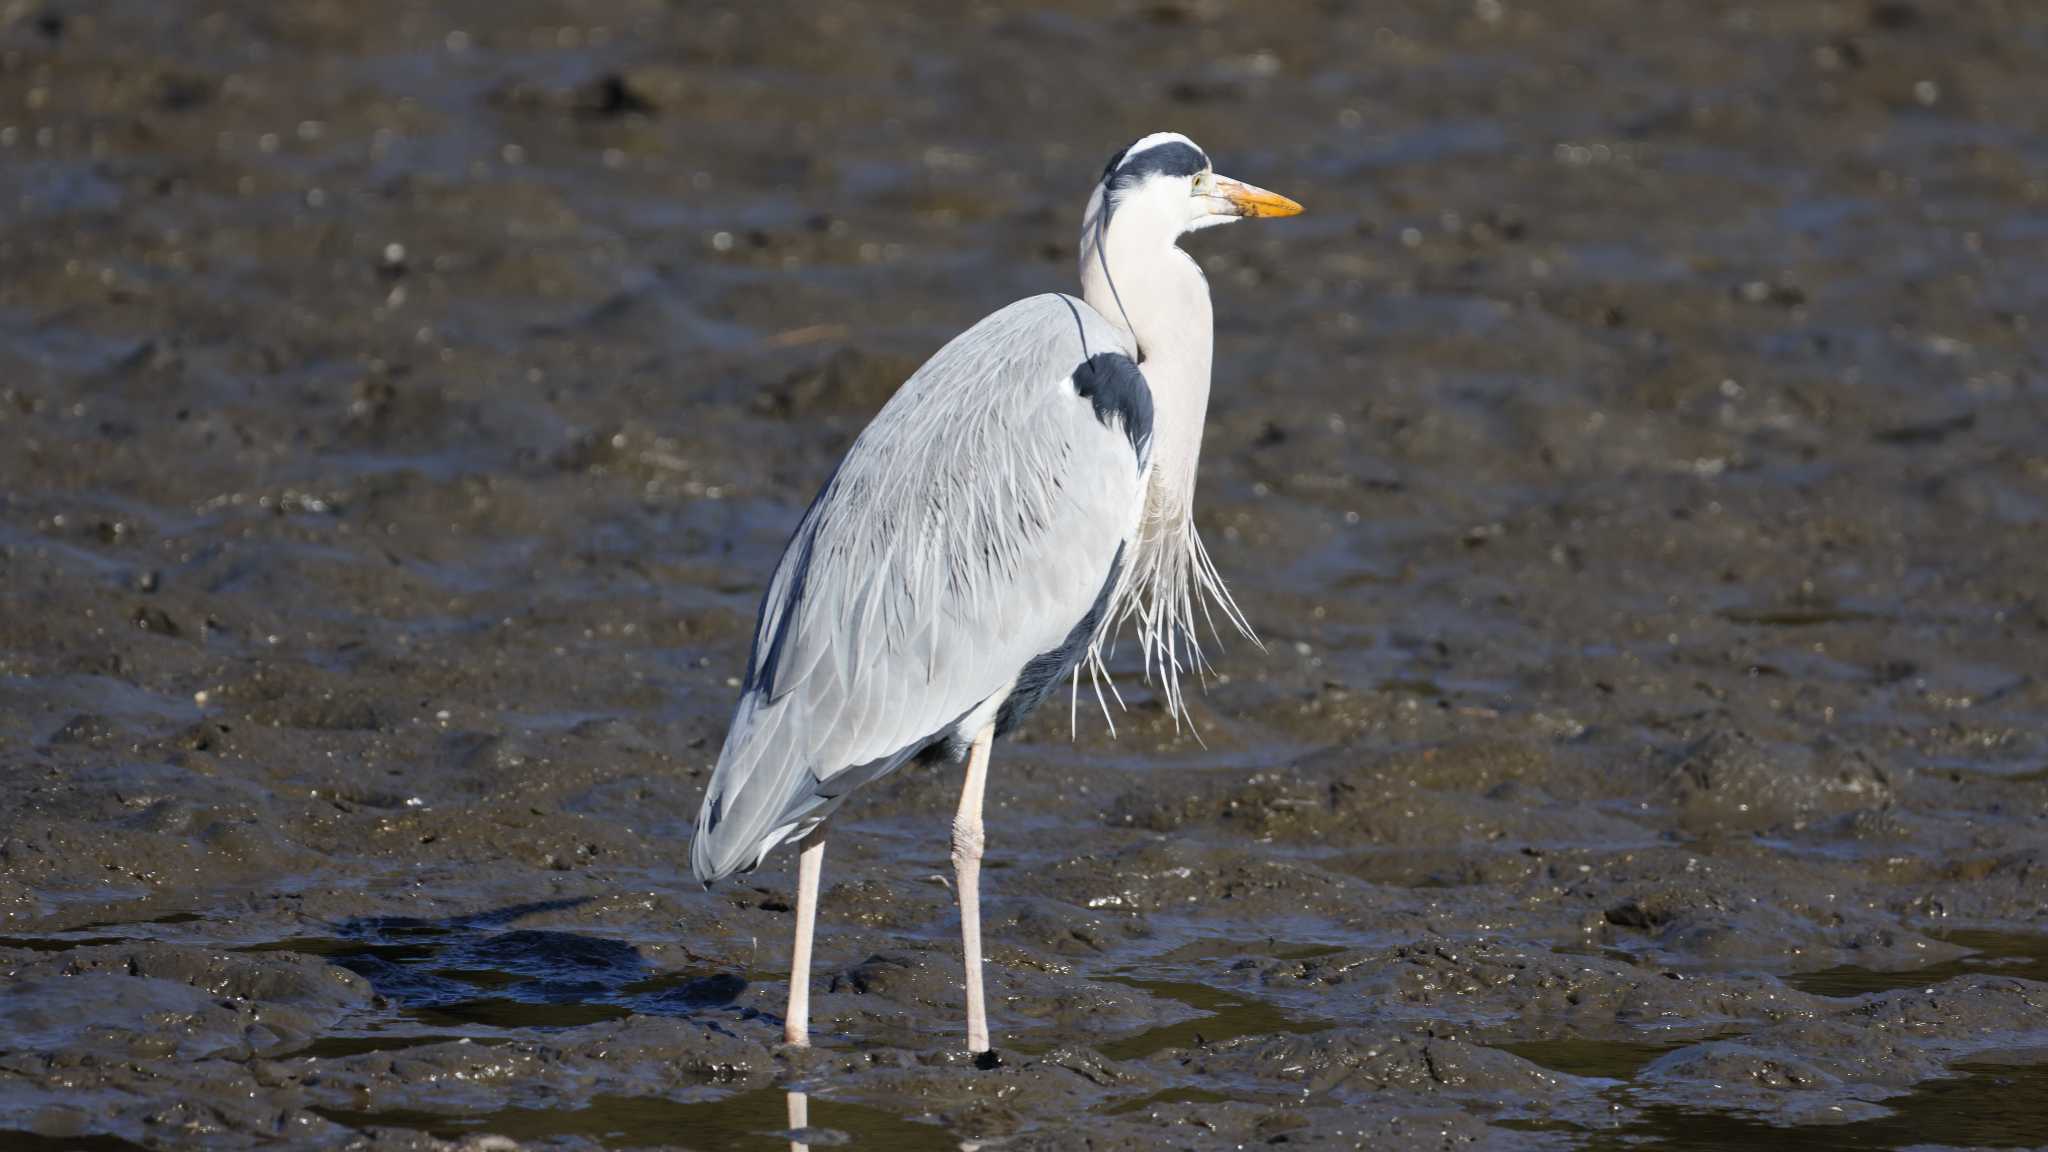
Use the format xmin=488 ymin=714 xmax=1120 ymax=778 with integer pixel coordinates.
xmin=2 ymin=1 xmax=2046 ymax=1149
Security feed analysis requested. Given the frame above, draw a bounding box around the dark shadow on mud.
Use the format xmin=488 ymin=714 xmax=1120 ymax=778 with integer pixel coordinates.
xmin=245 ymin=899 xmax=749 ymax=1032
xmin=313 ymin=1087 xmax=959 ymax=1152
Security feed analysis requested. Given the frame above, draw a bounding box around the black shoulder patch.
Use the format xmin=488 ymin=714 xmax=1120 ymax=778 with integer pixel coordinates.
xmin=1070 ymin=352 xmax=1153 ymax=461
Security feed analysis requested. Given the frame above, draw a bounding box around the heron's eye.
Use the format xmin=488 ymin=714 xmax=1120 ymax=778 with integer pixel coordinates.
xmin=1196 ymin=171 xmax=1216 ymax=195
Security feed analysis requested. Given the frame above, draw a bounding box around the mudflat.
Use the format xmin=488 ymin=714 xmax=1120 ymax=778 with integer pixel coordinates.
xmin=1 ymin=2 xmax=2044 ymax=1148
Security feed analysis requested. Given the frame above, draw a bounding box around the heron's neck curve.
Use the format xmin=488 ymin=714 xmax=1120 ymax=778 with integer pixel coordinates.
xmin=1077 ymin=219 xmax=1246 ymax=721
xmin=1079 ymin=227 xmax=1214 ymax=535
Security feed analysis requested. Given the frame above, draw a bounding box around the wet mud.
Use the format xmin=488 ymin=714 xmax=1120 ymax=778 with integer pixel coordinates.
xmin=2 ymin=0 xmax=2046 ymax=1148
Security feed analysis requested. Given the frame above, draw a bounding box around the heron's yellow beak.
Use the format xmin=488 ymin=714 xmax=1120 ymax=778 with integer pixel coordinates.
xmin=1215 ymin=175 xmax=1304 ymax=219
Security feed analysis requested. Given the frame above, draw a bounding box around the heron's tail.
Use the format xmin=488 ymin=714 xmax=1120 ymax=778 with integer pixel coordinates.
xmin=689 ymin=696 xmax=819 ymax=885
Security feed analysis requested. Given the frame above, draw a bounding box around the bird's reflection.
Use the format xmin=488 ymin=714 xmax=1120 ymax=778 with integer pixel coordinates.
xmin=783 ymin=1084 xmax=983 ymax=1151
xmin=786 ymin=1088 xmax=809 ymax=1152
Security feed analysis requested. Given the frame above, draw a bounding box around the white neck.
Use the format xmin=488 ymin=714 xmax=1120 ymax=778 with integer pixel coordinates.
xmin=1078 ymin=195 xmax=1214 ymax=530
xmin=1075 ymin=189 xmax=1250 ymax=722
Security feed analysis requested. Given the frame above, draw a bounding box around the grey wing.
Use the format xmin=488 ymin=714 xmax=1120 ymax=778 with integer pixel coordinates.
xmin=690 ymin=294 xmax=1148 ymax=882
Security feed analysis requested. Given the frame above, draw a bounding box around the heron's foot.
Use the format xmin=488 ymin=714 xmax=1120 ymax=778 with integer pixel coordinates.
xmin=972 ymin=1048 xmax=1002 ymax=1070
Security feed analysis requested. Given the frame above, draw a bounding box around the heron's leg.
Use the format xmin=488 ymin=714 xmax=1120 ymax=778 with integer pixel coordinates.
xmin=952 ymin=724 xmax=996 ymax=1054
xmin=786 ymin=1088 xmax=810 ymax=1152
xmin=785 ymin=824 xmax=828 ymax=1047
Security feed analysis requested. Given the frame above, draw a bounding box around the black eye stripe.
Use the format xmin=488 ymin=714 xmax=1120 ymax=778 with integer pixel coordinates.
xmin=1100 ymin=144 xmax=1133 ymax=183
xmin=1090 ymin=136 xmax=1208 ymax=355
xmin=1103 ymin=140 xmax=1209 ymax=188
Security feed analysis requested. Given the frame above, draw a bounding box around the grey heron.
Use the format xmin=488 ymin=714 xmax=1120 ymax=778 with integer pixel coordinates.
xmin=690 ymin=132 xmax=1301 ymax=1055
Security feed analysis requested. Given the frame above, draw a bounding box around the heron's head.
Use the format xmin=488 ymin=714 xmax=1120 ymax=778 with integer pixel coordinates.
xmin=1086 ymin=132 xmax=1302 ymax=248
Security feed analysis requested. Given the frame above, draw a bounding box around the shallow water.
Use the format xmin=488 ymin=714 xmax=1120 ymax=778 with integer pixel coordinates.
xmin=3 ymin=0 xmax=2047 ymax=1149
xmin=1787 ymin=929 xmax=2048 ymax=999
xmin=1566 ymin=1063 xmax=2048 ymax=1151
xmin=1093 ymin=976 xmax=1328 ymax=1061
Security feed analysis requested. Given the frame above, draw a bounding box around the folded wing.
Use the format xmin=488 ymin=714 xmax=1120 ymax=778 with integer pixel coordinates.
xmin=691 ymin=294 xmax=1148 ymax=882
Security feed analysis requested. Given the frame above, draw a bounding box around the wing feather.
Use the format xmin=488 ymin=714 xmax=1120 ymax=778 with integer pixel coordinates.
xmin=691 ymin=294 xmax=1144 ymax=881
